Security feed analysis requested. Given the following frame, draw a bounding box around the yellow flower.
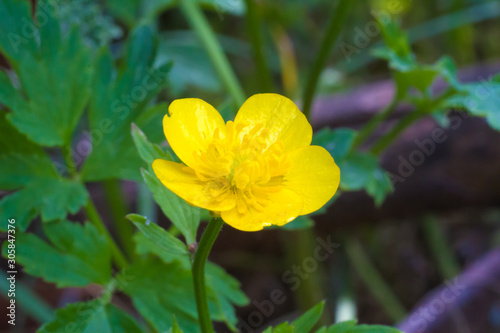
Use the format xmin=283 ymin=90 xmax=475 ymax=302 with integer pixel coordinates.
xmin=152 ymin=94 xmax=340 ymax=231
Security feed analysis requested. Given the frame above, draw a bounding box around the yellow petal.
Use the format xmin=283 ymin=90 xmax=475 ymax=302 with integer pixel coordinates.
xmin=152 ymin=159 xmax=235 ymax=211
xmin=284 ymin=146 xmax=340 ymax=215
xmin=164 ymin=98 xmax=226 ymax=170
xmin=221 ymin=188 xmax=303 ymax=231
xmin=234 ymin=94 xmax=312 ymax=152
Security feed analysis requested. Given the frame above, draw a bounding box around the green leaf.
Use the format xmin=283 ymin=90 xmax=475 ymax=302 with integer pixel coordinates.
xmin=132 ymin=124 xmax=200 ymax=244
xmin=0 ymin=1 xmax=93 ymax=146
xmin=314 ymin=320 xmax=402 ymax=333
xmin=2 ymin=220 xmax=112 ymax=287
xmin=373 ymin=20 xmax=464 ymax=100
xmin=0 ymin=114 xmax=88 ymax=231
xmin=126 ymin=214 xmax=189 ymax=255
xmin=445 ymin=80 xmax=500 ymax=131
xmin=312 ymin=128 xmax=357 ymax=161
xmin=38 ymin=299 xmax=143 ymax=333
xmin=158 ymin=32 xmax=222 ymax=95
xmin=0 ymin=113 xmax=57 ymax=190
xmin=376 ymin=19 xmax=412 ymax=62
xmin=169 ymin=316 xmax=184 ymax=333
xmin=292 ymin=301 xmax=325 ymax=333
xmin=346 ymin=326 xmax=402 ymax=333
xmin=81 ymin=24 xmax=171 ymax=181
xmin=338 ymin=152 xmax=393 ymax=205
xmin=131 ymin=235 xmax=248 ymax=331
xmin=0 ymin=177 xmax=88 ymax=231
xmin=393 ymin=66 xmax=438 ymax=95
xmin=322 ymin=320 xmax=356 ymax=333
xmin=131 ymin=123 xmax=168 ymax=164
xmin=117 ymin=259 xmax=198 ymax=332
xmin=264 ymin=322 xmax=294 ymax=333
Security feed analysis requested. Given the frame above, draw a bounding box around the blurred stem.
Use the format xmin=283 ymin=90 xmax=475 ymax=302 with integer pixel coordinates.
xmin=192 ymin=217 xmax=224 ymax=333
xmin=302 ymin=0 xmax=354 ymax=119
xmin=103 ymin=180 xmax=135 ymax=259
xmin=84 ymin=197 xmax=128 ymax=270
xmin=422 ymin=215 xmax=461 ymax=280
xmin=351 ymin=93 xmax=400 ymax=151
xmin=345 ymin=237 xmax=406 ymax=322
xmin=180 ymin=0 xmax=246 ymax=106
xmin=62 ymin=145 xmax=76 ymax=177
xmin=447 ymin=0 xmax=475 ymax=64
xmin=270 ymin=24 xmax=298 ymax=97
xmin=370 ymin=89 xmax=454 ymax=154
xmin=244 ymin=0 xmax=274 ymax=92
xmin=137 ymin=182 xmax=156 ymax=222
xmin=283 ymin=228 xmax=330 ymax=326
xmin=0 ymin=271 xmax=54 ymax=323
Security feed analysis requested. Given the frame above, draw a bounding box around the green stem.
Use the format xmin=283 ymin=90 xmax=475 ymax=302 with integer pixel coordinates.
xmin=0 ymin=271 xmax=54 ymax=323
xmin=180 ymin=0 xmax=246 ymax=106
xmin=346 ymin=237 xmax=406 ymax=322
xmin=84 ymin=197 xmax=128 ymax=270
xmin=421 ymin=215 xmax=460 ymax=280
xmin=192 ymin=217 xmax=224 ymax=333
xmin=370 ymin=107 xmax=424 ymax=155
xmin=352 ymin=94 xmax=399 ymax=150
xmin=370 ymin=90 xmax=455 ymax=154
xmin=103 ymin=180 xmax=135 ymax=259
xmin=283 ymin=229 xmax=330 ymax=325
xmin=302 ymin=0 xmax=354 ymax=119
xmin=62 ymin=145 xmax=77 ymax=177
xmin=244 ymin=0 xmax=274 ymax=92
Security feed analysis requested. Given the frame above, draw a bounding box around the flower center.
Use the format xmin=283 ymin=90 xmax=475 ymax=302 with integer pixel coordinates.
xmin=196 ymin=121 xmax=289 ymax=213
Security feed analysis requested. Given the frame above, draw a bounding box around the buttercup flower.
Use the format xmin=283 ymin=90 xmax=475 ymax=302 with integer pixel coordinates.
xmin=153 ymin=94 xmax=340 ymax=231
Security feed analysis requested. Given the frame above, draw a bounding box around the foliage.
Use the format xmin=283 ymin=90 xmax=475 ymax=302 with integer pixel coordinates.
xmin=1 ymin=0 xmax=499 ymax=331
xmin=262 ymin=302 xmax=403 ymax=333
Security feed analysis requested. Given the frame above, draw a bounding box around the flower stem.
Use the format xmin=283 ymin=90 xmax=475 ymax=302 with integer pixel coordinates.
xmin=84 ymin=197 xmax=128 ymax=270
xmin=192 ymin=217 xmax=224 ymax=333
xmin=370 ymin=89 xmax=455 ymax=154
xmin=351 ymin=94 xmax=399 ymax=151
xmin=421 ymin=215 xmax=460 ymax=280
xmin=302 ymin=0 xmax=354 ymax=119
xmin=103 ymin=180 xmax=135 ymax=260
xmin=61 ymin=145 xmax=77 ymax=177
xmin=180 ymin=0 xmax=246 ymax=106
xmin=244 ymin=0 xmax=274 ymax=92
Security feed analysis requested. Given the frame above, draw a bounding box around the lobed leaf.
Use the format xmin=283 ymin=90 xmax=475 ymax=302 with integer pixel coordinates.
xmin=2 ymin=220 xmax=112 ymax=287
xmin=0 ymin=116 xmax=88 ymax=231
xmin=38 ymin=299 xmax=143 ymax=333
xmin=131 ymin=234 xmax=248 ymax=331
xmin=0 ymin=0 xmax=93 ymax=147
xmin=81 ymin=24 xmax=171 ymax=181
